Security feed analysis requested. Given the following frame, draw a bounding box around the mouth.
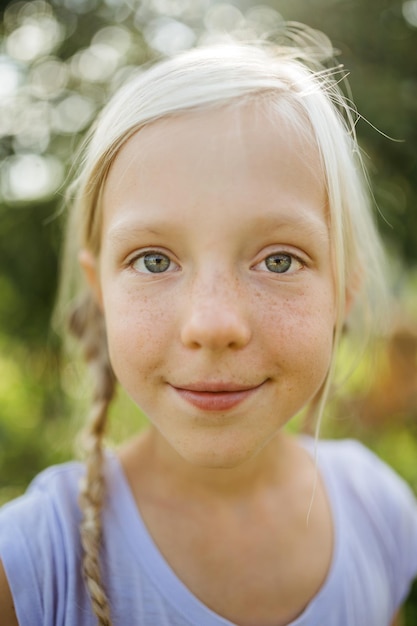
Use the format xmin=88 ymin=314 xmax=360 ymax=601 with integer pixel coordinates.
xmin=170 ymin=381 xmax=266 ymax=411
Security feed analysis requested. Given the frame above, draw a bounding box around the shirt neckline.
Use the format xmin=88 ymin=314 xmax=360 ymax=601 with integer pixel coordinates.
xmin=105 ymin=436 xmax=345 ymax=626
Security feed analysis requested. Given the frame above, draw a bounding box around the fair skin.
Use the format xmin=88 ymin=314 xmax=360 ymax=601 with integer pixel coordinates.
xmin=86 ymin=104 xmax=338 ymax=625
xmin=0 ymin=558 xmax=403 ymax=626
xmin=0 ymin=103 xmax=402 ymax=625
xmin=82 ymin=103 xmax=401 ymax=625
xmin=92 ymin=104 xmax=336 ymax=474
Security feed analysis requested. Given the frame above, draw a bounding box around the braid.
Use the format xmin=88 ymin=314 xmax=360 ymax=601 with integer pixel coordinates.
xmin=69 ymin=292 xmax=115 ymax=626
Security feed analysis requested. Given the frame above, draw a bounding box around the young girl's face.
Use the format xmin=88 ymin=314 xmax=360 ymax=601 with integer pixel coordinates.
xmin=85 ymin=102 xmax=336 ymax=469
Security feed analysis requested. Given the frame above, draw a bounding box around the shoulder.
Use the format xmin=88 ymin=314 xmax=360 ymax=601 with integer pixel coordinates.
xmin=315 ymin=437 xmax=416 ymax=510
xmin=310 ymin=437 xmax=417 ymax=604
xmin=301 ymin=435 xmax=417 ymax=548
xmin=0 ymin=461 xmax=84 ymax=532
xmin=309 ymin=437 xmax=417 ymax=525
xmin=0 ymin=461 xmax=86 ymax=626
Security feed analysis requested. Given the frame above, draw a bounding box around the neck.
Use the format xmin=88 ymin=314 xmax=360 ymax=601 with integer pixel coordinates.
xmin=119 ymin=427 xmax=302 ymax=502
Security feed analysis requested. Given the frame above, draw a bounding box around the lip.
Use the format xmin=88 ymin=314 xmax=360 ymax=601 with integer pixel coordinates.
xmin=170 ymin=381 xmax=266 ymax=411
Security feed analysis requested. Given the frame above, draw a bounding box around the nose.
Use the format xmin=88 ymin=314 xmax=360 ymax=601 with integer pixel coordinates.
xmin=180 ymin=275 xmax=252 ymax=351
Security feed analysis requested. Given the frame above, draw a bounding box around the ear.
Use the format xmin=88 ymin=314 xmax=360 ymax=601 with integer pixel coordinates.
xmin=78 ymin=249 xmax=103 ymax=310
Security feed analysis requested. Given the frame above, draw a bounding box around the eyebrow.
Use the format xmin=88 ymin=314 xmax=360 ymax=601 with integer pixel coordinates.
xmin=106 ymin=220 xmax=170 ymax=243
xmin=106 ymin=206 xmax=329 ymax=243
xmin=255 ymin=210 xmax=329 ymax=237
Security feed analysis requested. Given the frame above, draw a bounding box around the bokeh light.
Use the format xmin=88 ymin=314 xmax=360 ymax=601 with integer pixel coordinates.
xmin=6 ymin=17 xmax=64 ymax=62
xmin=1 ymin=153 xmax=64 ymax=202
xmin=0 ymin=57 xmax=24 ymax=97
xmin=403 ymin=0 xmax=417 ymax=28
xmin=144 ymin=17 xmax=196 ymax=55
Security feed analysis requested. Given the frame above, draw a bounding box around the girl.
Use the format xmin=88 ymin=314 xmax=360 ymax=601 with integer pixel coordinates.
xmin=0 ymin=23 xmax=416 ymax=626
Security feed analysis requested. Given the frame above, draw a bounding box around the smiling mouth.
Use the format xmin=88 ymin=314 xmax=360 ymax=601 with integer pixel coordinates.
xmin=170 ymin=381 xmax=266 ymax=411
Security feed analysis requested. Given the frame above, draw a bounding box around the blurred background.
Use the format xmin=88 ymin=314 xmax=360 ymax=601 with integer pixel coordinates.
xmin=0 ymin=0 xmax=416 ymax=621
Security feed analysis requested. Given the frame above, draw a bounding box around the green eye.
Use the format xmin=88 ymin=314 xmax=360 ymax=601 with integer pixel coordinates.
xmin=265 ymin=253 xmax=292 ymax=273
xmin=134 ymin=252 xmax=171 ymax=273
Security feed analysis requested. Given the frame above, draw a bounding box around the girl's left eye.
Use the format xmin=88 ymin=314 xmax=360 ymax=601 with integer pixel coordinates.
xmin=131 ymin=252 xmax=178 ymax=274
xmin=257 ymin=253 xmax=303 ymax=274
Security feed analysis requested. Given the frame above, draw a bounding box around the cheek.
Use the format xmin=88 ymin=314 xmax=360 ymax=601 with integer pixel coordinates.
xmin=262 ymin=287 xmax=335 ymax=374
xmin=102 ymin=290 xmax=170 ymax=375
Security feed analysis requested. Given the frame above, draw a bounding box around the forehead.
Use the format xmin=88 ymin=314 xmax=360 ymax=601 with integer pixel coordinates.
xmin=101 ymin=100 xmax=327 ymax=232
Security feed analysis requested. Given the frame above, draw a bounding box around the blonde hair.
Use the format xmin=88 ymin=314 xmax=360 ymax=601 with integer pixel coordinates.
xmin=57 ymin=23 xmax=387 ymax=625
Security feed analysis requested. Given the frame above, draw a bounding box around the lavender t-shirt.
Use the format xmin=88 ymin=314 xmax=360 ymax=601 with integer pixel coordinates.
xmin=1 ymin=438 xmax=416 ymax=626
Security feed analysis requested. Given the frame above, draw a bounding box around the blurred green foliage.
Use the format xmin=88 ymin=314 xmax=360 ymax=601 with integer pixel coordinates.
xmin=0 ymin=0 xmax=417 ymax=622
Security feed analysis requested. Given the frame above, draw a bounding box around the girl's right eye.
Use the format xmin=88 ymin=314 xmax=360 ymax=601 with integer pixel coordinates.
xmin=131 ymin=251 xmax=177 ymax=274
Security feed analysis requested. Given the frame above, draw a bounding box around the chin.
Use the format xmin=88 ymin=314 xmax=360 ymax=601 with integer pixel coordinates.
xmin=174 ymin=436 xmax=264 ymax=470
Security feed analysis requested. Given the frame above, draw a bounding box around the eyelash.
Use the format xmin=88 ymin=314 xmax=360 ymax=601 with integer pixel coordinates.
xmin=128 ymin=250 xmax=306 ymax=275
xmin=129 ymin=250 xmax=178 ymax=274
xmin=254 ymin=252 xmax=305 ymax=275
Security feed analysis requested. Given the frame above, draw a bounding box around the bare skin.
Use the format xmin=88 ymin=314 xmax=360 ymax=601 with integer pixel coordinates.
xmin=78 ymin=103 xmax=407 ymax=625
xmin=0 ymin=547 xmax=403 ymax=626
xmin=119 ymin=430 xmax=404 ymax=626
xmin=119 ymin=429 xmax=334 ymax=626
xmin=0 ymin=545 xmax=404 ymax=626
xmin=83 ymin=103 xmax=340 ymax=623
xmin=0 ymin=561 xmax=18 ymax=626
xmin=0 ymin=75 xmax=407 ymax=626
